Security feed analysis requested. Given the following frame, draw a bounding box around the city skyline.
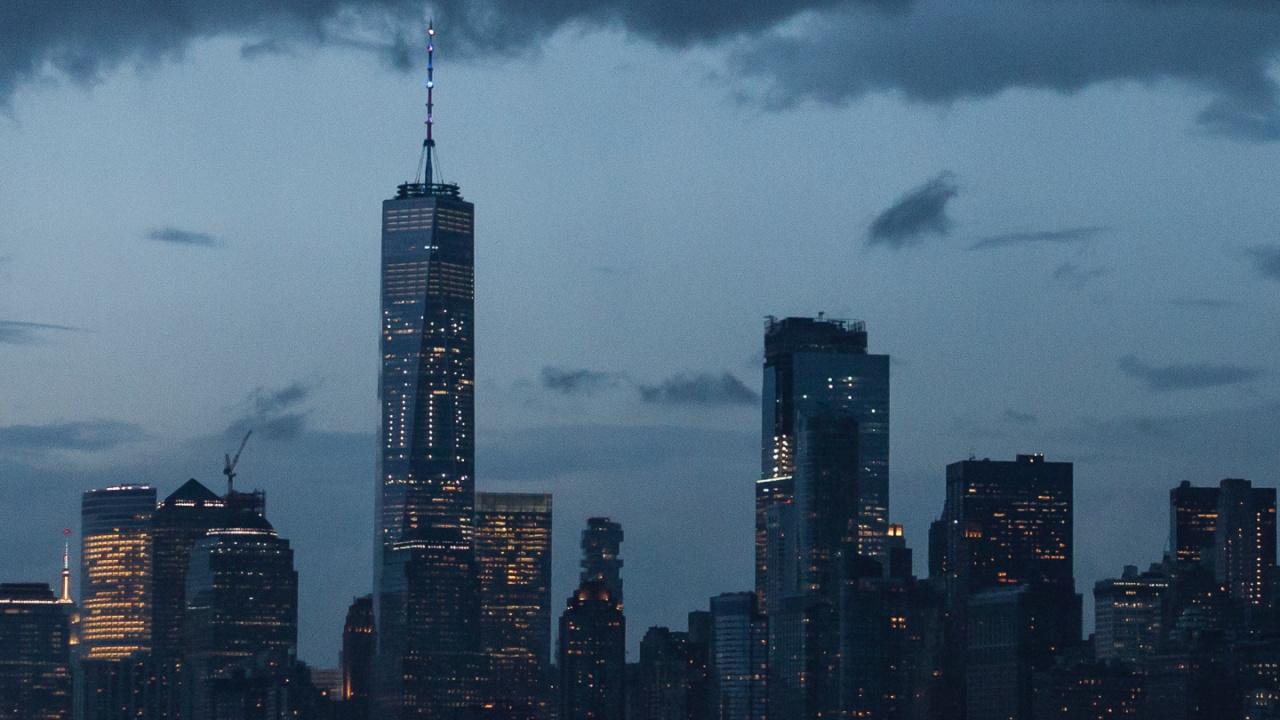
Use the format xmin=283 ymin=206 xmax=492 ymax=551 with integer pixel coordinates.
xmin=5 ymin=5 xmax=1280 ymax=669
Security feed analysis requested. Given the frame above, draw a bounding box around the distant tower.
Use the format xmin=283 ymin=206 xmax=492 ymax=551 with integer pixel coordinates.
xmin=1215 ymin=478 xmax=1276 ymax=605
xmin=374 ymin=25 xmax=479 ymax=712
xmin=0 ymin=583 xmax=73 ymax=719
xmin=1169 ymin=480 xmax=1220 ymax=565
xmin=341 ymin=595 xmax=375 ymax=720
xmin=580 ymin=517 xmax=624 ymax=608
xmin=80 ymin=484 xmax=156 ymax=661
xmin=708 ymin=592 xmax=769 ymax=720
xmin=757 ymin=316 xmax=889 ymax=612
xmin=476 ymin=492 xmax=554 ymax=716
xmin=558 ymin=582 xmax=626 ymax=720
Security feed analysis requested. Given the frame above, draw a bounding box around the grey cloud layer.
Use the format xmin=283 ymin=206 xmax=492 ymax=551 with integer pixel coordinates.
xmin=225 ymin=382 xmax=316 ymax=440
xmin=1248 ymin=245 xmax=1280 ymax=282
xmin=6 ymin=2 xmax=1280 ymax=140
xmin=970 ymin=226 xmax=1107 ymax=251
xmin=146 ymin=227 xmax=218 ymax=247
xmin=1118 ymin=355 xmax=1266 ymax=391
xmin=541 ymin=366 xmax=623 ymax=396
xmin=637 ymin=372 xmax=757 ymax=406
xmin=0 ymin=420 xmax=144 ymax=453
xmin=0 ymin=319 xmax=82 ymax=345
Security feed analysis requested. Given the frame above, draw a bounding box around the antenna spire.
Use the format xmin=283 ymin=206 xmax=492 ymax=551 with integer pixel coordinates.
xmin=424 ymin=21 xmax=436 ymax=186
xmin=59 ymin=529 xmax=72 ymax=604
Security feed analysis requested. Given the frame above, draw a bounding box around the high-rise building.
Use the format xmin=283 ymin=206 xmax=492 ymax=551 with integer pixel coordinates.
xmin=757 ymin=315 xmax=889 ymax=610
xmin=709 ymin=592 xmax=768 ymax=720
xmin=80 ymin=484 xmax=156 ymax=661
xmin=685 ymin=611 xmax=713 ymax=720
xmin=580 ymin=518 xmax=623 ymax=608
xmin=1214 ymin=478 xmax=1276 ymax=605
xmin=341 ymin=595 xmax=375 ymax=720
xmin=476 ymin=492 xmax=553 ymax=716
xmin=0 ymin=583 xmax=73 ymax=720
xmin=1093 ymin=564 xmax=1169 ymax=673
xmin=635 ymin=627 xmax=689 ymax=720
xmin=184 ymin=506 xmax=298 ymax=720
xmin=1169 ymin=481 xmax=1219 ymax=566
xmin=374 ymin=28 xmax=480 ymax=715
xmin=151 ymin=478 xmax=228 ymax=719
xmin=558 ymin=582 xmax=626 ymax=720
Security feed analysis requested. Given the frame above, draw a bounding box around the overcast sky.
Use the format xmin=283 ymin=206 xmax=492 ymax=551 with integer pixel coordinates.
xmin=3 ymin=0 xmax=1280 ymax=666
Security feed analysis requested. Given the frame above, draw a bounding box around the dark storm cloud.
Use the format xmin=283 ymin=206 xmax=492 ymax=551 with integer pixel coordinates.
xmin=225 ymin=382 xmax=315 ymax=441
xmin=969 ymin=226 xmax=1107 ymax=251
xmin=1117 ymin=355 xmax=1265 ymax=392
xmin=0 ymin=420 xmax=144 ymax=453
xmin=1003 ymin=409 xmax=1038 ymax=425
xmin=1247 ymin=245 xmax=1280 ymax=282
xmin=8 ymin=1 xmax=1280 ymax=139
xmin=637 ymin=372 xmax=757 ymax=406
xmin=146 ymin=227 xmax=218 ymax=247
xmin=866 ymin=172 xmax=958 ymax=249
xmin=540 ymin=366 xmax=623 ymax=396
xmin=1051 ymin=262 xmax=1109 ymax=287
xmin=0 ymin=319 xmax=82 ymax=345
xmin=735 ymin=0 xmax=1280 ymax=141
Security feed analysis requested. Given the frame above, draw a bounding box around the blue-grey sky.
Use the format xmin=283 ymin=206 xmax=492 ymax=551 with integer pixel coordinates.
xmin=3 ymin=1 xmax=1280 ymax=666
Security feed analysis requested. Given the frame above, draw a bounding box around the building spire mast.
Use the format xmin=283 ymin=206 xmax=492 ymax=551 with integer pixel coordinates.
xmin=59 ymin=528 xmax=72 ymax=604
xmin=424 ymin=21 xmax=436 ymax=187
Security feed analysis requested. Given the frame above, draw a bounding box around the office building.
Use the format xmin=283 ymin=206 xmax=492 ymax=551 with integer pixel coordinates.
xmin=1215 ymin=478 xmax=1276 ymax=605
xmin=1170 ymin=481 xmax=1220 ymax=566
xmin=686 ymin=611 xmax=713 ymax=720
xmin=80 ymin=484 xmax=156 ymax=661
xmin=184 ymin=506 xmax=298 ymax=720
xmin=1093 ymin=564 xmax=1169 ymax=673
xmin=0 ymin=583 xmax=72 ymax=720
xmin=558 ymin=582 xmax=626 ymax=720
xmin=151 ymin=478 xmax=228 ymax=719
xmin=709 ymin=592 xmax=768 ymax=720
xmin=635 ymin=626 xmax=689 ymax=720
xmin=341 ymin=595 xmax=374 ymax=720
xmin=757 ymin=315 xmax=889 ymax=610
xmin=477 ymin=493 xmax=553 ymax=716
xmin=580 ymin=517 xmax=623 ymax=608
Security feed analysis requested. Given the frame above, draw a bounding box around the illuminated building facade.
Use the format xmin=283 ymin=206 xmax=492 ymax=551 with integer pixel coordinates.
xmin=559 ymin=582 xmax=626 ymax=720
xmin=709 ymin=592 xmax=768 ymax=720
xmin=1170 ymin=481 xmax=1220 ymax=566
xmin=0 ymin=583 xmax=72 ymax=720
xmin=476 ymin=492 xmax=553 ymax=717
xmin=580 ymin=518 xmax=623 ymax=608
xmin=151 ymin=478 xmax=228 ymax=719
xmin=757 ymin=315 xmax=889 ymax=611
xmin=183 ymin=510 xmax=298 ymax=720
xmin=1214 ymin=478 xmax=1276 ymax=606
xmin=80 ymin=485 xmax=156 ymax=661
xmin=341 ymin=595 xmax=374 ymax=720
xmin=1093 ymin=564 xmax=1169 ymax=673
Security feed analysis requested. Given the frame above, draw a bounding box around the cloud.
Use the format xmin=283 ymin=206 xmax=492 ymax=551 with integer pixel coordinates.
xmin=1003 ymin=409 xmax=1037 ymax=425
xmin=638 ymin=372 xmax=757 ymax=406
xmin=145 ymin=227 xmax=218 ymax=247
xmin=0 ymin=319 xmax=82 ymax=345
xmin=1051 ymin=262 xmax=1109 ymax=287
xmin=541 ymin=366 xmax=623 ymax=396
xmin=0 ymin=420 xmax=144 ymax=454
xmin=969 ymin=226 xmax=1108 ymax=251
xmin=1117 ymin=355 xmax=1265 ymax=392
xmin=225 ymin=382 xmax=315 ymax=441
xmin=736 ymin=0 xmax=1280 ymax=141
xmin=1247 ymin=245 xmax=1280 ymax=282
xmin=867 ymin=172 xmax=958 ymax=249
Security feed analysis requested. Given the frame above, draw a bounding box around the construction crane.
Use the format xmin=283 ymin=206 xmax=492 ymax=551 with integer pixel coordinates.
xmin=224 ymin=430 xmax=252 ymax=495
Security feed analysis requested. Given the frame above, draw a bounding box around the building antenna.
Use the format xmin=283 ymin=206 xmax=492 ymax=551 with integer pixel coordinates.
xmin=59 ymin=529 xmax=72 ymax=604
xmin=416 ymin=21 xmax=438 ymax=187
xmin=224 ymin=430 xmax=252 ymax=495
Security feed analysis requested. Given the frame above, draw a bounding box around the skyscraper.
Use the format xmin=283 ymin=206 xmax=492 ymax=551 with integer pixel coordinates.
xmin=476 ymin=492 xmax=554 ymax=716
xmin=374 ymin=27 xmax=480 ymax=713
xmin=757 ymin=315 xmax=889 ymax=611
xmin=708 ymin=592 xmax=769 ymax=720
xmin=558 ymin=582 xmax=626 ymax=720
xmin=80 ymin=484 xmax=156 ymax=661
xmin=341 ymin=596 xmax=375 ymax=720
xmin=183 ymin=506 xmax=298 ymax=720
xmin=0 ymin=583 xmax=73 ymax=720
xmin=1169 ymin=481 xmax=1220 ymax=566
xmin=1214 ymin=478 xmax=1276 ymax=605
xmin=580 ymin=518 xmax=623 ymax=608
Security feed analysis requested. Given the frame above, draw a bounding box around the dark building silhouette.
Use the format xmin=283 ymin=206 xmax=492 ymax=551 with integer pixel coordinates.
xmin=341 ymin=595 xmax=374 ymax=720
xmin=1170 ymin=481 xmax=1220 ymax=566
xmin=184 ymin=506 xmax=298 ymax=720
xmin=0 ymin=583 xmax=72 ymax=720
xmin=1215 ymin=478 xmax=1276 ymax=606
xmin=559 ymin=582 xmax=626 ymax=720
xmin=476 ymin=493 xmax=553 ymax=718
xmin=152 ymin=478 xmax=229 ymax=719
xmin=757 ymin=315 xmax=889 ymax=610
xmin=634 ymin=627 xmax=688 ymax=720
xmin=936 ymin=454 xmax=1080 ymax=720
xmin=373 ymin=30 xmax=480 ymax=715
xmin=709 ymin=593 xmax=768 ymax=720
xmin=685 ymin=611 xmax=712 ymax=720
xmin=1093 ymin=564 xmax=1169 ymax=673
xmin=580 ymin=518 xmax=623 ymax=609
xmin=1031 ymin=662 xmax=1144 ymax=719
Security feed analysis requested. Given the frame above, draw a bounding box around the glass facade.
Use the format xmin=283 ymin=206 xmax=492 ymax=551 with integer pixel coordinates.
xmin=476 ymin=492 xmax=553 ymax=716
xmin=558 ymin=583 xmax=626 ymax=720
xmin=709 ymin=592 xmax=768 ymax=720
xmin=80 ymin=484 xmax=156 ymax=661
xmin=0 ymin=583 xmax=72 ymax=720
